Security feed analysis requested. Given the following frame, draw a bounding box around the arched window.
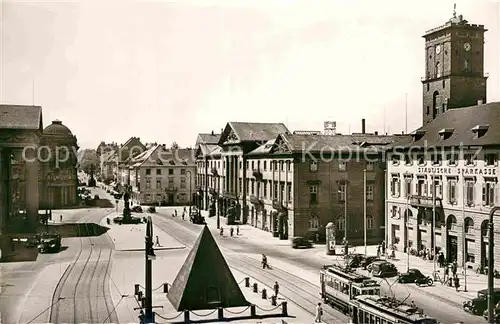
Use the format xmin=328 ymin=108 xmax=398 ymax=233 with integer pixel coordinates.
xmin=481 ymin=220 xmax=489 ymax=236
xmin=367 ymin=215 xmax=374 ymax=230
xmin=464 ymin=217 xmax=474 ymax=233
xmin=309 ymin=215 xmax=319 ymax=230
xmin=446 ymin=214 xmax=457 ymax=230
xmin=337 ymin=216 xmax=345 ymax=231
xmin=432 ymin=91 xmax=439 ymax=119
xmin=436 ymin=61 xmax=442 ymax=78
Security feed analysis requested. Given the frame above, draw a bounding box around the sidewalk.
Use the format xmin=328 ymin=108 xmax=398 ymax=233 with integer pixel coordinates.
xmin=101 ymin=216 xmax=185 ymax=251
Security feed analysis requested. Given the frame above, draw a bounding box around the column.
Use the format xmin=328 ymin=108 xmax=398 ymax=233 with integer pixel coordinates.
xmin=225 ymin=157 xmax=230 ymax=193
xmin=24 ymin=146 xmax=39 ymax=231
xmin=242 ymin=156 xmax=248 ymax=224
xmin=234 ymin=156 xmax=239 ymax=197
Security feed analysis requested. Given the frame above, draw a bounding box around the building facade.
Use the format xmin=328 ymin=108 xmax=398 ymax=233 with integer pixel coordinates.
xmin=421 ymin=12 xmax=487 ymax=125
xmin=386 ymin=102 xmax=500 ymax=269
xmin=129 ymin=145 xmax=196 ymax=205
xmin=115 ymin=137 xmax=146 ymax=190
xmin=194 ymin=132 xmax=220 ymax=210
xmin=246 ymin=130 xmax=401 ymax=243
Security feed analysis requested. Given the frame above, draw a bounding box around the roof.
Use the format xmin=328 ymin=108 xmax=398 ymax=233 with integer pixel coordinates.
xmin=207 ymin=146 xmax=222 ymax=158
xmin=246 ymin=139 xmax=275 ymax=156
xmin=167 ymin=225 xmax=249 ymax=311
xmin=218 ymin=122 xmax=289 ymax=145
xmin=131 ymin=145 xmax=196 ymax=168
xmin=196 ymin=144 xmax=220 ymax=158
xmin=248 ymin=133 xmax=406 ymax=156
xmin=196 ymin=133 xmax=220 ymax=145
xmin=395 ymin=102 xmax=500 ymax=149
xmin=0 ymin=105 xmax=43 ymax=130
xmin=44 ymin=120 xmax=73 ymax=136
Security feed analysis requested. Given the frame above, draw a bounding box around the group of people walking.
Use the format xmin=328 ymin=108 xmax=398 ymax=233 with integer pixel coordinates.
xmin=219 ymin=226 xmax=239 ymax=237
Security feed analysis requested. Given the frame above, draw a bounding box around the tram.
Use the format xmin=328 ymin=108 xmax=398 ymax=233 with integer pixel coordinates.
xmin=349 ymin=295 xmax=439 ymax=324
xmin=320 ymin=264 xmax=381 ymax=314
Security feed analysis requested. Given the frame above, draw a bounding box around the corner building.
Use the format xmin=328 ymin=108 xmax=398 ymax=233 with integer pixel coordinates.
xmin=387 ymin=102 xmax=500 ymax=269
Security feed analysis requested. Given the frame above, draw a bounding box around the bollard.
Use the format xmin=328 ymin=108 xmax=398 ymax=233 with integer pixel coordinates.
xmin=282 ymin=301 xmax=288 ymax=317
xmin=218 ymin=307 xmax=224 ymax=320
xmin=137 ymin=291 xmax=143 ymax=300
xmin=261 ymin=289 xmax=267 ymax=299
xmin=253 ymin=283 xmax=258 ymax=293
xmin=163 ymin=283 xmax=169 ymax=293
xmin=134 ymin=284 xmax=140 ymax=295
xmin=250 ymin=304 xmax=256 ymax=317
xmin=184 ymin=310 xmax=190 ymax=323
xmin=245 ymin=277 xmax=250 ymax=287
xmin=271 ymin=295 xmax=277 ymax=306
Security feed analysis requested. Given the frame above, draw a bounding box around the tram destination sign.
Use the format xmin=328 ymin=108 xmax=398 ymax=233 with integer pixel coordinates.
xmin=417 ymin=166 xmax=497 ymax=176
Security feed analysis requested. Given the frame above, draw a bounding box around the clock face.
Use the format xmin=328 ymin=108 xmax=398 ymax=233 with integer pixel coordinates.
xmin=464 ymin=42 xmax=471 ymax=51
xmin=435 ymin=45 xmax=441 ymax=54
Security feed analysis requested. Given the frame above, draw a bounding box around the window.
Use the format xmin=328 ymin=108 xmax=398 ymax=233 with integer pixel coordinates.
xmin=391 ymin=206 xmax=399 ymax=218
xmin=416 ymin=179 xmax=427 ymax=196
xmin=431 ymin=153 xmax=442 ymax=165
xmin=239 ymin=161 xmax=242 ymax=169
xmin=274 ymin=182 xmax=278 ymax=200
xmin=263 ymin=181 xmax=267 ymax=198
xmin=146 ymin=179 xmax=151 ymax=189
xmin=483 ymin=182 xmax=496 ymax=206
xmin=337 ymin=216 xmax=344 ymax=230
xmin=180 ymin=177 xmax=186 ymax=189
xmin=338 ymin=161 xmax=346 ymax=171
xmin=442 ymin=79 xmax=445 ymax=89
xmin=338 ymin=183 xmax=346 ymax=201
xmin=404 ymin=154 xmax=412 ymax=165
xmin=286 ymin=161 xmax=291 ymax=171
xmin=156 ymin=169 xmax=161 ymax=175
xmin=309 ymin=215 xmax=319 ymax=230
xmin=156 ymin=179 xmax=161 ymax=189
xmin=464 ymin=154 xmax=475 ymax=166
xmin=310 ymin=185 xmax=318 ymax=204
xmin=146 ymin=168 xmax=151 ymax=175
xmin=246 ymin=180 xmax=250 ymax=195
xmin=485 ymin=154 xmax=498 ymax=166
xmin=447 ymin=153 xmax=458 ymax=165
xmin=180 ymin=168 xmax=186 ymax=175
xmin=390 ymin=176 xmax=401 ymax=197
xmin=280 ymin=161 xmax=284 ymax=171
xmin=436 ymin=61 xmax=442 ymax=77
xmin=366 ymin=184 xmax=374 ymax=200
xmin=251 ymin=161 xmax=255 ymax=170
xmin=280 ymin=182 xmax=285 ymax=202
xmin=168 ymin=178 xmax=174 ymax=188
xmin=239 ymin=179 xmax=242 ymax=194
xmin=310 ymin=161 xmax=318 ymax=172
xmin=263 ymin=161 xmax=267 ymax=170
xmin=433 ymin=179 xmax=442 ymax=198
xmin=257 ymin=160 xmax=260 ymax=170
xmin=405 ymin=180 xmax=412 ymax=198
xmin=251 ymin=180 xmax=255 ymax=195
xmin=168 ymin=168 xmax=173 ymax=175
xmin=464 ymin=218 xmax=474 ymax=233
xmin=366 ymin=215 xmax=374 ymax=230
xmin=287 ymin=183 xmax=292 ymax=202
xmin=426 ymin=105 xmax=430 ymax=114
xmin=366 ymin=162 xmax=374 ymax=171
xmin=447 ymin=179 xmax=457 ymax=203
xmin=466 ymin=181 xmax=475 ymax=206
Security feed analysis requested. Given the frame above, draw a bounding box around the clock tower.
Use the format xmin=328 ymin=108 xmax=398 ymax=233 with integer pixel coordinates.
xmin=421 ymin=10 xmax=488 ymax=125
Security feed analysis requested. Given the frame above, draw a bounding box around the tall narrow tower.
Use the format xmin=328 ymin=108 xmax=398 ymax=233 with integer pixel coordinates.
xmin=421 ymin=8 xmax=487 ymax=125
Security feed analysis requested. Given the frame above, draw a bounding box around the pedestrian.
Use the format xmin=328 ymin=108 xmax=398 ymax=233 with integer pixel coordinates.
xmin=315 ymin=302 xmax=323 ymax=323
xmin=454 ymin=275 xmax=460 ymax=292
xmin=315 ymin=232 xmax=319 ymax=242
xmin=377 ymin=246 xmax=381 ymax=258
xmin=381 ymin=241 xmax=386 ymax=255
xmin=444 ymin=265 xmax=449 ymax=281
xmin=236 ymin=225 xmax=240 ymax=235
xmin=438 ymin=253 xmax=444 ymax=267
xmin=452 ymin=261 xmax=458 ymax=277
xmin=262 ymin=254 xmax=268 ymax=269
xmin=274 ymin=281 xmax=279 ymax=297
xmin=230 ymin=227 xmax=234 ymax=237
xmin=60 ymin=214 xmax=63 ymax=223
xmin=220 ymin=227 xmax=224 ymax=236
xmin=155 ymin=235 xmax=160 ymax=247
xmin=410 ymin=300 xmax=416 ymax=308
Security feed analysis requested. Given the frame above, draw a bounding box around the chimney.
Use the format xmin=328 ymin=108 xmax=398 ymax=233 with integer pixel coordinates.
xmin=211 ymin=130 xmax=214 ymax=136
xmin=361 ymin=119 xmax=366 ymax=134
xmin=478 ymin=99 xmax=484 ymax=105
xmin=374 ymin=131 xmax=378 ymax=135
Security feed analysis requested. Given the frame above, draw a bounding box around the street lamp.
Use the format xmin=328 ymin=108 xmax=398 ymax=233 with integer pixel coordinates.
xmin=46 ymin=172 xmax=54 ymax=221
xmin=216 ymin=173 xmax=221 ymax=229
xmin=186 ymin=170 xmax=192 ymax=215
xmin=338 ymin=181 xmax=348 ymax=255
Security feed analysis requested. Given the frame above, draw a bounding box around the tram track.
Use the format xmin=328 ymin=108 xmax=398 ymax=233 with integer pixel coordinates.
xmin=49 ymin=209 xmax=116 ymax=323
xmin=153 ymin=214 xmax=349 ymax=322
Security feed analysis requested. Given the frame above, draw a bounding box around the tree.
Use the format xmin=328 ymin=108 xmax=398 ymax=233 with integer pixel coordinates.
xmin=171 ymin=142 xmax=179 ymax=149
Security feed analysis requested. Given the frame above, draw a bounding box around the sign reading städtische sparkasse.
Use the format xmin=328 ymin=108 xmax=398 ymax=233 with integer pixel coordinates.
xmin=417 ymin=166 xmax=497 ymax=176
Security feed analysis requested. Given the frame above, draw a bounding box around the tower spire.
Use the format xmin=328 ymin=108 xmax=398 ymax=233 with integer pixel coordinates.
xmin=453 ymin=3 xmax=457 ymax=18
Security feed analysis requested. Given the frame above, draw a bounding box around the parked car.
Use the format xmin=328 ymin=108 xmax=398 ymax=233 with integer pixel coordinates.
xmin=398 ymin=268 xmax=433 ymax=286
xmin=464 ymin=288 xmax=500 ymax=315
xmin=25 ymin=236 xmax=39 ymax=248
xmin=370 ymin=261 xmax=398 ymax=278
xmin=131 ymin=206 xmax=143 ymax=213
xmin=147 ymin=206 xmax=156 ymax=213
xmin=37 ymin=234 xmax=61 ymax=253
xmin=291 ymin=237 xmax=313 ymax=249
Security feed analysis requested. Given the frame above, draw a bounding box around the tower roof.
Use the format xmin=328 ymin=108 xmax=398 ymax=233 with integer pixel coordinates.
xmin=44 ymin=120 xmax=73 ymax=136
xmin=167 ymin=225 xmax=249 ymax=311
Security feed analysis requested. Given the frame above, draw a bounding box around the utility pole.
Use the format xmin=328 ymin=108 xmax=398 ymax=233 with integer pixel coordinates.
xmin=145 ymin=216 xmax=155 ymax=323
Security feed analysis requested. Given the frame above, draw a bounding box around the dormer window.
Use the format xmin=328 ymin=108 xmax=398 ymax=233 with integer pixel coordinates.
xmin=391 ymin=154 xmax=401 ymax=165
xmin=404 ymin=154 xmax=412 ymax=165
xmin=485 ymin=153 xmax=498 ymax=166
xmin=417 ymin=154 xmax=426 ymax=166
xmin=411 ymin=130 xmax=426 ymax=141
xmin=471 ymin=124 xmax=489 ymax=138
xmin=438 ymin=128 xmax=454 ymax=140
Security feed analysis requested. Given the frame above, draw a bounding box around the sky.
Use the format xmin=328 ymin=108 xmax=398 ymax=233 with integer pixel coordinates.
xmin=1 ymin=0 xmax=499 ymax=149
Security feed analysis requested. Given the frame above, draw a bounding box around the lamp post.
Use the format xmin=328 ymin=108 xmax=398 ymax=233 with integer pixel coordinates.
xmin=46 ymin=173 xmax=54 ymax=221
xmin=404 ymin=171 xmax=411 ymax=271
xmin=487 ymin=206 xmax=500 ymax=323
xmin=217 ymin=173 xmax=221 ymax=229
xmin=144 ymin=216 xmax=156 ymax=323
xmin=338 ymin=180 xmax=348 ymax=253
xmin=462 ymin=180 xmax=468 ymax=292
xmin=186 ymin=170 xmax=192 ymax=215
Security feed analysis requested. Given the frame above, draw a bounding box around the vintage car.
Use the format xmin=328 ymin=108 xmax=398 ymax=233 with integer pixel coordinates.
xmin=38 ymin=234 xmax=61 ymax=253
xmin=360 ymin=256 xmax=383 ymax=269
xmin=131 ymin=205 xmax=143 ymax=213
xmin=397 ymin=268 xmax=431 ymax=284
xmin=291 ymin=237 xmax=313 ymax=249
xmin=190 ymin=209 xmax=205 ymax=224
xmin=370 ymin=261 xmax=398 ymax=278
xmin=464 ymin=288 xmax=500 ymax=315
